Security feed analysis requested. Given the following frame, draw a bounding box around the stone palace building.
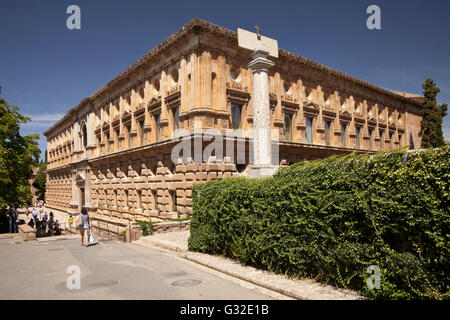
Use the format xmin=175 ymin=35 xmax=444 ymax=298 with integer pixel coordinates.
xmin=44 ymin=19 xmax=423 ymax=230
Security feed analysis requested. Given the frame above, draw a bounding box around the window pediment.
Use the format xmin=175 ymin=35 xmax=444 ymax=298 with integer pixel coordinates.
xmin=165 ymin=88 xmax=181 ymax=107
xmin=339 ymin=110 xmax=352 ymax=120
xmin=148 ymin=96 xmax=162 ymax=112
xmin=303 ymin=100 xmax=319 ymax=113
xmin=226 ymin=87 xmax=250 ymax=105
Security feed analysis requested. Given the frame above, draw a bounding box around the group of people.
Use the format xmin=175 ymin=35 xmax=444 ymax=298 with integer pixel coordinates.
xmin=8 ymin=204 xmax=92 ymax=246
xmin=27 ymin=208 xmax=61 ymax=237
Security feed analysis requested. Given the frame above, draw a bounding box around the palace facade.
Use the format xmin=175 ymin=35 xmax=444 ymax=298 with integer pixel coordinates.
xmin=44 ymin=19 xmax=422 ymax=229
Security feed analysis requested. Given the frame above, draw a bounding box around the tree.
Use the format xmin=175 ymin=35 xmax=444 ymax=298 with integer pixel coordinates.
xmin=0 ymin=96 xmax=40 ymax=209
xmin=419 ymin=79 xmax=448 ymax=148
xmin=33 ymin=162 xmax=47 ymax=200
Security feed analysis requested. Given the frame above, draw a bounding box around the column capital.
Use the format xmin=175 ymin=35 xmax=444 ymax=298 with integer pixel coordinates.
xmin=247 ymin=50 xmax=275 ymax=72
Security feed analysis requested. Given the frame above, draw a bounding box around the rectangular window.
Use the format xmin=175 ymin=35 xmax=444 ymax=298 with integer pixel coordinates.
xmin=151 ymin=190 xmax=157 ymax=210
xmin=96 ymin=135 xmax=101 ymax=155
xmin=124 ymin=189 xmax=128 ymax=208
xmin=379 ymin=129 xmax=384 ymax=151
xmin=137 ymin=190 xmax=142 ymax=210
xmin=355 ymin=127 xmax=360 ymax=149
xmin=340 ymin=123 xmax=347 ymax=147
xmin=169 ymin=191 xmax=176 ymax=212
xmin=389 ymin=132 xmax=393 ymax=150
xmin=106 ymin=133 xmax=110 ymax=153
xmin=324 ymin=120 xmax=331 ymax=146
xmin=155 ymin=114 xmax=160 ymax=142
xmin=139 ymin=120 xmax=145 ymax=146
xmin=369 ymin=129 xmax=373 ymax=151
xmin=306 ymin=117 xmax=312 ymax=144
xmin=173 ymin=107 xmax=180 ymax=134
xmin=231 ymin=104 xmax=242 ymax=131
xmin=284 ymin=113 xmax=292 ymax=142
xmin=115 ymin=129 xmax=120 ymax=151
xmin=127 ymin=125 xmax=131 ymax=149
xmin=398 ymin=134 xmax=402 ymax=148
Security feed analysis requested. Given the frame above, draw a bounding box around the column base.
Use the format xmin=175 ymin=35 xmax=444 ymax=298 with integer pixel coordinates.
xmin=84 ymin=204 xmax=97 ymax=214
xmin=68 ymin=201 xmax=79 ymax=215
xmin=246 ymin=164 xmax=278 ymax=178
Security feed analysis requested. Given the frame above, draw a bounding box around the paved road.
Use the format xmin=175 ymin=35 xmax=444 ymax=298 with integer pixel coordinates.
xmin=0 ymin=236 xmax=272 ymax=300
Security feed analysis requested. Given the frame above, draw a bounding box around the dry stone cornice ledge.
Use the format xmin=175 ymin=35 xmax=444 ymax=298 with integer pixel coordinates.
xmin=44 ymin=18 xmax=422 ymax=138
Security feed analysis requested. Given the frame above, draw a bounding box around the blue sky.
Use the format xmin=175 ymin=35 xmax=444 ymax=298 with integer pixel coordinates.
xmin=1 ymin=0 xmax=449 ymax=160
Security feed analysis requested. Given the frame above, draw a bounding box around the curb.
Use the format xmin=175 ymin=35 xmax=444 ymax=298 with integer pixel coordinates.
xmin=180 ymin=251 xmax=306 ymax=300
xmin=141 ymin=237 xmax=187 ymax=252
xmin=135 ymin=237 xmax=363 ymax=300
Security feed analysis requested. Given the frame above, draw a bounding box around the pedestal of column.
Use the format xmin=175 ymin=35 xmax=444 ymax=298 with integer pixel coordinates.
xmin=246 ymin=50 xmax=277 ymax=178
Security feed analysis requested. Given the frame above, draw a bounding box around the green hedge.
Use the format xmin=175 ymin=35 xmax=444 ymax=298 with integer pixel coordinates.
xmin=188 ymin=146 xmax=450 ymax=299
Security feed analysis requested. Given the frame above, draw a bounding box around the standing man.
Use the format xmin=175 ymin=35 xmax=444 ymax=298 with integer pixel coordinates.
xmin=32 ymin=207 xmax=38 ymax=224
xmin=32 ymin=207 xmax=39 ymax=237
xmin=8 ymin=206 xmax=18 ymax=233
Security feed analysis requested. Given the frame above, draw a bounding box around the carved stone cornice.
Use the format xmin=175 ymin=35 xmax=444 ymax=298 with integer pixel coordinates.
xmin=339 ymin=110 xmax=352 ymax=122
xmin=165 ymin=87 xmax=181 ymax=108
xmin=281 ymin=94 xmax=297 ymax=104
xmin=148 ymin=96 xmax=162 ymax=114
xmin=122 ymin=114 xmax=132 ymax=126
xmin=281 ymin=99 xmax=299 ymax=112
xmin=354 ymin=111 xmax=364 ymax=119
xmin=322 ymin=108 xmax=336 ymax=119
xmin=303 ymin=100 xmax=319 ymax=116
xmin=133 ymin=107 xmax=145 ymax=119
xmin=354 ymin=117 xmax=365 ymax=125
xmin=226 ymin=81 xmax=248 ymax=93
xmin=226 ymin=84 xmax=250 ymax=105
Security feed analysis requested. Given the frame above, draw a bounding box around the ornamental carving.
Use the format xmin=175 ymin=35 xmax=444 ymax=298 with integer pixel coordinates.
xmin=226 ymin=82 xmax=248 ymax=93
xmin=148 ymin=96 xmax=162 ymax=113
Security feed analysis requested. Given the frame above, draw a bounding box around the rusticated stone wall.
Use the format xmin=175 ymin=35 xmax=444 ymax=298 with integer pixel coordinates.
xmin=90 ymin=155 xmax=241 ymax=225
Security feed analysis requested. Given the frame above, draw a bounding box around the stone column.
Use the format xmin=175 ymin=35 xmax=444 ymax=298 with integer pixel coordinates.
xmin=69 ymin=170 xmax=79 ymax=215
xmin=86 ymin=112 xmax=96 ymax=157
xmin=84 ymin=167 xmax=95 ymax=214
xmin=247 ymin=50 xmax=277 ymax=178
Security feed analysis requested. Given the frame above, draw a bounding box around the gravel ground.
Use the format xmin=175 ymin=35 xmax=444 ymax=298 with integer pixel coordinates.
xmin=139 ymin=230 xmax=364 ymax=300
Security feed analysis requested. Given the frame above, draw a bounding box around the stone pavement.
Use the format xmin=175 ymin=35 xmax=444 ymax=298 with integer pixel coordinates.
xmin=0 ymin=236 xmax=276 ymax=300
xmin=134 ymin=230 xmax=364 ymax=300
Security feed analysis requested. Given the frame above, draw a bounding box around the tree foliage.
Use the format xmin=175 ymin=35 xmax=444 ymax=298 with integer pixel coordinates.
xmin=189 ymin=146 xmax=450 ymax=299
xmin=0 ymin=97 xmax=40 ymax=209
xmin=420 ymin=79 xmax=448 ymax=148
xmin=32 ymin=162 xmax=47 ymax=200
